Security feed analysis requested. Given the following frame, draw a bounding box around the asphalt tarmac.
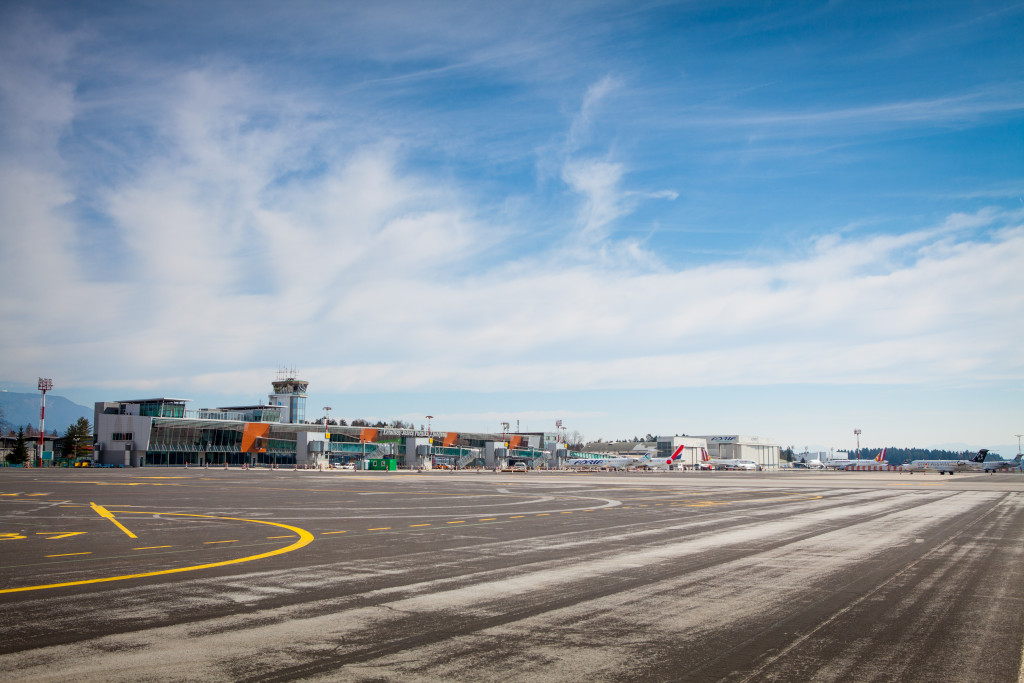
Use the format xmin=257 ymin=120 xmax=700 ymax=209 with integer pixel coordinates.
xmin=2 ymin=468 xmax=1023 ymax=682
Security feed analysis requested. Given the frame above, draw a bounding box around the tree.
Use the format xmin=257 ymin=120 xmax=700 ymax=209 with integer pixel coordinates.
xmin=7 ymin=427 xmax=29 ymax=466
xmin=62 ymin=417 xmax=93 ymax=461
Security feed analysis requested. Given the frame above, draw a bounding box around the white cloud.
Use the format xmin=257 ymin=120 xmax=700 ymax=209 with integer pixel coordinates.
xmin=561 ymin=158 xmax=626 ymax=242
xmin=1 ymin=16 xmax=1022 ymax=419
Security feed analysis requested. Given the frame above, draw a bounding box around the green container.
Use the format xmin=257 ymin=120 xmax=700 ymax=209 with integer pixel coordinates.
xmin=366 ymin=458 xmax=398 ymax=471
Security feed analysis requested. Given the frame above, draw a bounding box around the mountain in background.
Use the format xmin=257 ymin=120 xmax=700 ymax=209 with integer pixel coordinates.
xmin=0 ymin=391 xmax=92 ymax=435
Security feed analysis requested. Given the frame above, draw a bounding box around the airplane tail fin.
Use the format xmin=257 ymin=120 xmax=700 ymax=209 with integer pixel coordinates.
xmin=875 ymin=448 xmax=886 ymax=463
xmin=701 ymin=448 xmax=710 ymax=462
xmin=972 ymin=448 xmax=989 ymax=463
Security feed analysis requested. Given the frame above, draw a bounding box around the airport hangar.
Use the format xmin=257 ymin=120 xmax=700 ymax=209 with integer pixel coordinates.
xmin=92 ymin=375 xmax=781 ymax=470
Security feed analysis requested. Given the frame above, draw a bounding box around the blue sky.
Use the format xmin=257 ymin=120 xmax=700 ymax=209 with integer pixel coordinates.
xmin=1 ymin=1 xmax=1022 ymax=454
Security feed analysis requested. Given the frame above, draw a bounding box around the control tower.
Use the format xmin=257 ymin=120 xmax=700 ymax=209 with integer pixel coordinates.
xmin=269 ymin=370 xmax=308 ymax=424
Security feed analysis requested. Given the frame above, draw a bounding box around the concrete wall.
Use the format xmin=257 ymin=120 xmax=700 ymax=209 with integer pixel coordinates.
xmin=93 ymin=408 xmax=152 ymax=466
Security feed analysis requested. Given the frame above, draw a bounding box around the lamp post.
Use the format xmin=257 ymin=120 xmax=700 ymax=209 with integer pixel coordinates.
xmin=323 ymin=407 xmax=332 ymax=467
xmin=854 ymin=428 xmax=861 ymax=458
xmin=500 ymin=421 xmax=510 ymax=471
xmin=425 ymin=416 xmax=435 ymax=469
xmin=37 ymin=378 xmax=52 ymax=468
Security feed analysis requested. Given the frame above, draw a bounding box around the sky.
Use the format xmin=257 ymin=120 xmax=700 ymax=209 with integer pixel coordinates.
xmin=1 ymin=1 xmax=1022 ymax=455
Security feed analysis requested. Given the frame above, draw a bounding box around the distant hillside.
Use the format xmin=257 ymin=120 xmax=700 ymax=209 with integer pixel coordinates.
xmin=0 ymin=392 xmax=91 ymax=435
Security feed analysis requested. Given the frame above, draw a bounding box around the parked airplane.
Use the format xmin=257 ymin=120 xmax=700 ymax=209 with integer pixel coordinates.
xmin=568 ymin=444 xmax=686 ymax=470
xmin=902 ymin=449 xmax=989 ymax=475
xmin=825 ymin=448 xmax=888 ymax=470
xmin=980 ymin=453 xmax=1022 ymax=472
xmin=694 ymin=449 xmax=761 ymax=471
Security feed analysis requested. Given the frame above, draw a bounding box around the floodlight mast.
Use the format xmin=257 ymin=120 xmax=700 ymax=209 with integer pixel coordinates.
xmin=37 ymin=378 xmax=52 ymax=468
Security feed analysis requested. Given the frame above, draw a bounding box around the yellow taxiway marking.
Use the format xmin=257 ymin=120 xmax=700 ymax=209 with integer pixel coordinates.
xmin=90 ymin=502 xmax=138 ymax=539
xmin=478 ymin=518 xmax=497 ymax=521
xmin=2 ymin=513 xmax=313 ymax=594
xmin=134 ymin=546 xmax=172 ymax=550
xmin=322 ymin=530 xmax=347 ymax=535
xmin=409 ymin=524 xmax=431 ymax=528
xmin=446 ymin=520 xmax=466 ymax=524
xmin=37 ymin=532 xmax=87 ymax=539
xmin=509 ymin=515 xmax=525 ymax=519
xmin=367 ymin=527 xmax=391 ymax=531
xmin=560 ymin=511 xmax=573 ymax=514
xmin=26 ymin=493 xmax=48 ymax=497
xmin=536 ymin=513 xmax=549 ymax=516
xmin=266 ymin=535 xmax=294 ymax=539
xmin=45 ymin=552 xmax=92 ymax=558
xmin=204 ymin=540 xmax=237 ymax=544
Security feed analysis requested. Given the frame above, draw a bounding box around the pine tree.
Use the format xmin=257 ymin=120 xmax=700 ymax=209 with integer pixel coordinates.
xmin=62 ymin=418 xmax=93 ymax=461
xmin=7 ymin=427 xmax=29 ymax=466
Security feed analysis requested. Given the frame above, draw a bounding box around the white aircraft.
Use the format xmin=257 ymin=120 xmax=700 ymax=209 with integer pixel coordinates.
xmin=825 ymin=448 xmax=889 ymax=470
xmin=693 ymin=448 xmax=761 ymax=471
xmin=568 ymin=444 xmax=686 ymax=470
xmin=980 ymin=453 xmax=1021 ymax=472
xmin=902 ymin=449 xmax=989 ymax=475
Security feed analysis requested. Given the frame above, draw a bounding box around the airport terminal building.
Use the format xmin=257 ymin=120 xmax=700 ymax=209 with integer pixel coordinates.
xmin=92 ymin=376 xmax=555 ymax=470
xmin=92 ymin=375 xmax=780 ymax=470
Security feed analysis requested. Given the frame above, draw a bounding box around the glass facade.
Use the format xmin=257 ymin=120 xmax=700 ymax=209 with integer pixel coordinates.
xmin=137 ymin=401 xmax=186 ymax=418
xmin=289 ymin=395 xmax=305 ymax=424
xmin=143 ymin=419 xmax=300 ymax=466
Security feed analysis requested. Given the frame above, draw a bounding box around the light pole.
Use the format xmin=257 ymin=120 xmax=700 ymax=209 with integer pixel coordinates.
xmin=854 ymin=428 xmax=861 ymax=458
xmin=425 ymin=416 xmax=434 ymax=469
xmin=1016 ymin=434 xmax=1022 ymax=456
xmin=499 ymin=421 xmax=510 ymax=471
xmin=323 ymin=406 xmax=331 ymax=467
xmin=37 ymin=378 xmax=52 ymax=468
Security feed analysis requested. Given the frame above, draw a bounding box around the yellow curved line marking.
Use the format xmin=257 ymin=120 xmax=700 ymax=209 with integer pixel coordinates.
xmin=0 ymin=512 xmax=314 ymax=594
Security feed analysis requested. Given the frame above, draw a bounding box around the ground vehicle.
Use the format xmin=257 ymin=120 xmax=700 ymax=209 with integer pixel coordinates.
xmin=512 ymin=463 xmax=528 ymax=472
xmin=73 ymin=457 xmax=92 ymax=467
xmin=338 ymin=463 xmax=355 ymax=471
